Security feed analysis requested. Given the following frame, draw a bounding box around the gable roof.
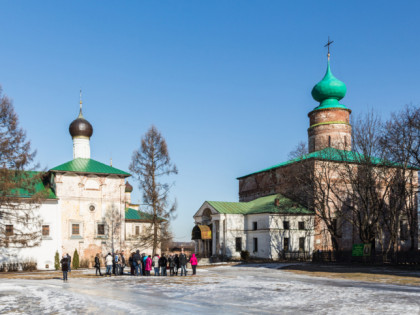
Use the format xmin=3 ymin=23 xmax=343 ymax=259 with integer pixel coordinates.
xmin=50 ymin=158 xmax=130 ymax=177
xmin=206 ymin=194 xmax=313 ymax=215
xmin=237 ymin=147 xmax=415 ymax=179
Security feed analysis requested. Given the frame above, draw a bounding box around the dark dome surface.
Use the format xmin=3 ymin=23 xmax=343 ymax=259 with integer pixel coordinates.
xmin=69 ymin=115 xmax=93 ymax=138
xmin=125 ymin=181 xmax=133 ymax=192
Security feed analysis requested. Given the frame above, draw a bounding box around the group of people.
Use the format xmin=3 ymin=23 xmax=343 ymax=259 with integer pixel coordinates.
xmin=94 ymin=249 xmax=198 ymax=277
xmin=60 ymin=249 xmax=198 ymax=281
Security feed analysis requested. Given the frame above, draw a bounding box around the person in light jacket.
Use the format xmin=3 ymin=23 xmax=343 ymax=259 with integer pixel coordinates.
xmin=190 ymin=253 xmax=198 ymax=275
xmin=153 ymin=254 xmax=160 ymax=276
xmin=105 ymin=253 xmax=113 ymax=276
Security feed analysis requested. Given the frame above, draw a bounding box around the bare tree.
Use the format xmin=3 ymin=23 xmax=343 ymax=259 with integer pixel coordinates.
xmin=103 ymin=204 xmax=124 ymax=254
xmin=380 ymin=105 xmax=419 ymax=250
xmin=129 ymin=126 xmax=177 ymax=256
xmin=0 ymin=87 xmax=47 ymax=248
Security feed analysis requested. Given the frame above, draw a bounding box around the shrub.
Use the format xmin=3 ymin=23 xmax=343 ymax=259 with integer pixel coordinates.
xmin=54 ymin=251 xmax=60 ymax=270
xmin=241 ymin=250 xmax=250 ymax=261
xmin=72 ymin=249 xmax=80 ymax=269
xmin=20 ymin=259 xmax=37 ymax=271
xmin=79 ymin=258 xmax=90 ymax=269
xmin=7 ymin=263 xmax=19 ymax=272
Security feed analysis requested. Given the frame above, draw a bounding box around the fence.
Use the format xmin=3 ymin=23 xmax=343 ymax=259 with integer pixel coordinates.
xmin=312 ymin=250 xmax=420 ymax=265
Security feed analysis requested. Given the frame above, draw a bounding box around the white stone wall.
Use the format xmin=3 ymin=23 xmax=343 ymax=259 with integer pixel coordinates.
xmin=54 ymin=173 xmax=126 ymax=261
xmin=269 ymin=215 xmax=314 ymax=260
xmin=124 ymin=221 xmax=159 ymax=255
xmin=0 ymin=199 xmax=61 ymax=270
xmin=224 ymin=214 xmax=245 ymax=258
xmin=245 ymin=214 xmax=271 ymax=258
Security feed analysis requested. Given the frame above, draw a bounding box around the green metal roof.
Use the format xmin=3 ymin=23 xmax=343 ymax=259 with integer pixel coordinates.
xmin=237 ymin=147 xmax=405 ymax=179
xmin=207 ymin=194 xmax=313 ymax=215
xmin=50 ymin=158 xmax=130 ymax=176
xmin=11 ymin=171 xmax=57 ymax=199
xmin=125 ymin=208 xmax=165 ymax=221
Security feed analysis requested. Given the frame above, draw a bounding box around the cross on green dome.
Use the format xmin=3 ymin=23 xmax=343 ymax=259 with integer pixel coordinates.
xmin=311 ymin=59 xmax=347 ymax=110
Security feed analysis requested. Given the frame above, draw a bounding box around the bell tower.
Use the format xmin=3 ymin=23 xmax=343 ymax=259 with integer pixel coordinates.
xmin=308 ymin=41 xmax=351 ymax=153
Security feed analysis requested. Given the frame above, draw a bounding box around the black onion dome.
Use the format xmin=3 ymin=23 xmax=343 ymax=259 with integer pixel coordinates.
xmin=69 ymin=111 xmax=93 ymax=138
xmin=125 ymin=181 xmax=133 ymax=193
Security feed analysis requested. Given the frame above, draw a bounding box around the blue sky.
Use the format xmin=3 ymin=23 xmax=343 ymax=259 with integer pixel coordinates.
xmin=1 ymin=1 xmax=419 ymax=241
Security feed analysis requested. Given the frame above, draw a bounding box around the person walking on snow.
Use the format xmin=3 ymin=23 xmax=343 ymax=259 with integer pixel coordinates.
xmin=60 ymin=254 xmax=69 ymax=282
xmin=94 ymin=253 xmax=102 ymax=276
xmin=190 ymin=253 xmax=198 ymax=275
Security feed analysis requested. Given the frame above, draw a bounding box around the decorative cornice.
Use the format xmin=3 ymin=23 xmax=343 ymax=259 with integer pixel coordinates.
xmin=308 ymin=121 xmax=350 ymax=130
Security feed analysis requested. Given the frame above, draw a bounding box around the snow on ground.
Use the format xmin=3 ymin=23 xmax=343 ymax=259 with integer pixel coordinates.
xmin=0 ymin=264 xmax=419 ymax=314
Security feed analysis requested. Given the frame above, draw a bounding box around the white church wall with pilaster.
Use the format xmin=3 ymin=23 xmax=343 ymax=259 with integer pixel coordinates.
xmin=0 ymin=200 xmax=61 ymax=270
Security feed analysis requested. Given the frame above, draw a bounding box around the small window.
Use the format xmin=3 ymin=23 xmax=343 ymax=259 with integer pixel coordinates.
xmin=5 ymin=225 xmax=13 ymax=236
xmin=135 ymin=226 xmax=140 ymax=236
xmin=253 ymin=238 xmax=258 ymax=252
xmin=298 ymin=221 xmax=305 ymax=230
xmin=235 ymin=237 xmax=242 ymax=252
xmin=328 ymin=136 xmax=331 ymax=147
xmin=283 ymin=221 xmax=289 ymax=230
xmin=253 ymin=222 xmax=258 ymax=231
xmin=299 ymin=237 xmax=305 ymax=251
xmin=42 ymin=225 xmax=50 ymax=236
xmin=284 ymin=238 xmax=289 ymax=252
xmin=72 ymin=224 xmax=80 ymax=235
xmin=97 ymin=224 xmax=105 ymax=236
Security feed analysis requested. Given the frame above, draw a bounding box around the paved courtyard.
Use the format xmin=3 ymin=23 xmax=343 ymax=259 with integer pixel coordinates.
xmin=0 ymin=264 xmax=419 ymax=314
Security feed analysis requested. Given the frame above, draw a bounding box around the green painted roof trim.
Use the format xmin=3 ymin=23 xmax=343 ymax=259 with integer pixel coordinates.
xmin=125 ymin=208 xmax=165 ymax=221
xmin=309 ymin=121 xmax=350 ymax=129
xmin=51 ymin=158 xmax=130 ymax=176
xmin=237 ymin=147 xmax=414 ymax=179
xmin=207 ymin=194 xmax=312 ymax=215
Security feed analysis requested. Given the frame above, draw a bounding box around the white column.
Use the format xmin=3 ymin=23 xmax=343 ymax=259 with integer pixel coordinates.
xmin=73 ymin=137 xmax=90 ymax=159
xmin=212 ymin=222 xmax=217 ymax=256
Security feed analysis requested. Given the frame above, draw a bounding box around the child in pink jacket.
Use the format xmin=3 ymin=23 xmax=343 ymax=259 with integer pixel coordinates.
xmin=190 ymin=253 xmax=198 ymax=275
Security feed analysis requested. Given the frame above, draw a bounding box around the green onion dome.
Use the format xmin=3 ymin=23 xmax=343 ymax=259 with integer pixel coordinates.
xmin=311 ymin=60 xmax=347 ymax=110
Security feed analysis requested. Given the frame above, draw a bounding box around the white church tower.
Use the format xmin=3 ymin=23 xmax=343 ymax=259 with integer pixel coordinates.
xmin=69 ymin=93 xmax=93 ymax=159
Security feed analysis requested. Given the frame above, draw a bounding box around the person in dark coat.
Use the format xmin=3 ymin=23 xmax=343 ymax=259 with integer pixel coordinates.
xmin=94 ymin=253 xmax=102 ymax=276
xmin=179 ymin=249 xmax=188 ymax=276
xmin=66 ymin=253 xmax=72 ymax=272
xmin=61 ymin=254 xmax=69 ymax=282
xmin=133 ymin=250 xmax=141 ymax=276
xmin=168 ymin=255 xmax=175 ymax=276
xmin=158 ymin=254 xmax=167 ymax=276
xmin=120 ymin=251 xmax=126 ymax=275
xmin=141 ymin=254 xmax=146 ymax=276
xmin=174 ymin=254 xmax=180 ymax=276
xmin=129 ymin=253 xmax=135 ymax=275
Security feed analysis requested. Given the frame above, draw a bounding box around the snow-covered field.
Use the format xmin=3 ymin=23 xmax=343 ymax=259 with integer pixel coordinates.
xmin=0 ymin=264 xmax=419 ymax=314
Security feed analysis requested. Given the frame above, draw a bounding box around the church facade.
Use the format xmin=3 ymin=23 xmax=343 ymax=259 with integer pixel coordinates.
xmin=192 ymin=55 xmax=418 ymax=260
xmin=1 ymin=100 xmax=160 ymax=270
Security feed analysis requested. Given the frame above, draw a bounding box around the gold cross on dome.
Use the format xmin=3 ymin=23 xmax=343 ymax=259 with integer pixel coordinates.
xmin=324 ymin=36 xmax=334 ymax=59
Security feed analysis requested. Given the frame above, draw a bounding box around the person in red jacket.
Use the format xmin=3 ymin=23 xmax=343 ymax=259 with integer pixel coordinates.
xmin=145 ymin=255 xmax=152 ymax=276
xmin=190 ymin=253 xmax=198 ymax=275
